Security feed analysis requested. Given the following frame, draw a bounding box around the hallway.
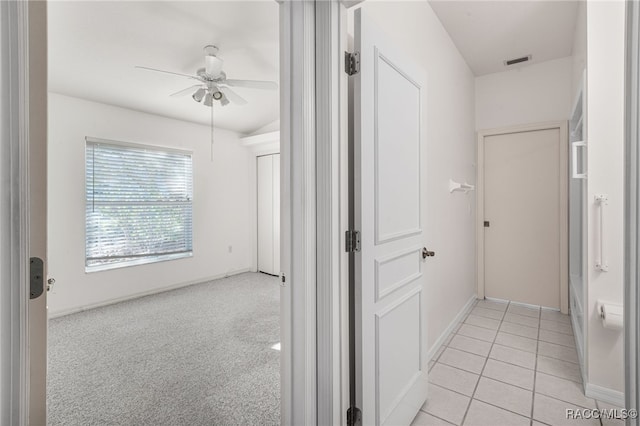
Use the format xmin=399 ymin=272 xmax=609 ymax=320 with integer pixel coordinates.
xmin=414 ymin=299 xmax=623 ymax=426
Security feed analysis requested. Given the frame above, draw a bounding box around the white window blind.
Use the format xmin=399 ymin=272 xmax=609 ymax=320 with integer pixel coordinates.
xmin=85 ymin=139 xmax=193 ymax=271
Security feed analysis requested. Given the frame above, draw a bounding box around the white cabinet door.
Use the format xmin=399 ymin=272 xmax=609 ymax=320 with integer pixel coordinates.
xmin=353 ymin=8 xmax=428 ymax=426
xmin=257 ymin=155 xmax=275 ymax=274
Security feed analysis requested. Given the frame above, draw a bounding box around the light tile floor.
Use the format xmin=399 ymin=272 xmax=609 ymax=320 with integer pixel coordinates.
xmin=412 ymin=299 xmax=625 ymax=426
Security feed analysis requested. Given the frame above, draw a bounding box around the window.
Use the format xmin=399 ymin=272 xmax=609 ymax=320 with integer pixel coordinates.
xmin=85 ymin=138 xmax=193 ymax=272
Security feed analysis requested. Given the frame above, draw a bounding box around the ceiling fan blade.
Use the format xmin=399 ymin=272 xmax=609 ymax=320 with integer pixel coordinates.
xmin=219 ymin=86 xmax=248 ymax=105
xmin=223 ymin=79 xmax=278 ymax=90
xmin=170 ymin=85 xmax=204 ymax=97
xmin=135 ymin=66 xmax=201 ymax=80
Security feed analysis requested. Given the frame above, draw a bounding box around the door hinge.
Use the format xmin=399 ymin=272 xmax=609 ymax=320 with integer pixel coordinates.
xmin=345 ymin=51 xmax=360 ymax=76
xmin=345 ymin=230 xmax=361 ymax=253
xmin=347 ymin=406 xmax=362 ymax=426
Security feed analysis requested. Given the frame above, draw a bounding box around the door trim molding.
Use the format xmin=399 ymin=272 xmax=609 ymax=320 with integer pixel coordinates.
xmin=315 ymin=1 xmax=346 ymax=424
xmin=280 ymin=1 xmax=327 ymax=424
xmin=0 ymin=0 xmax=31 ymax=424
xmin=476 ymin=121 xmax=569 ymax=313
xmin=625 ymin=0 xmax=640 ymax=417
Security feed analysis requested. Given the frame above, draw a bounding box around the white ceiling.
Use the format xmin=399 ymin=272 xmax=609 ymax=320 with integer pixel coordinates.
xmin=429 ymin=1 xmax=580 ymax=76
xmin=48 ymin=1 xmax=279 ymax=135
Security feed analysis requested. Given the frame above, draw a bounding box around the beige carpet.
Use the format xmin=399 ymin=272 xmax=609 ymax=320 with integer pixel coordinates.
xmin=47 ymin=272 xmax=280 ymax=426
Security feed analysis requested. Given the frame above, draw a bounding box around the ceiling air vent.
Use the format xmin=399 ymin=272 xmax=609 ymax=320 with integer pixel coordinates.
xmin=504 ymin=55 xmax=532 ymax=66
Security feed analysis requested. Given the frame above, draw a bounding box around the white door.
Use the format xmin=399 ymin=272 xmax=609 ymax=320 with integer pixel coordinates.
xmin=258 ymin=155 xmax=274 ymax=274
xmin=272 ymin=154 xmax=280 ymax=274
xmin=353 ymin=9 xmax=428 ymax=425
xmin=257 ymin=154 xmax=280 ymax=275
xmin=483 ymin=128 xmax=563 ymax=309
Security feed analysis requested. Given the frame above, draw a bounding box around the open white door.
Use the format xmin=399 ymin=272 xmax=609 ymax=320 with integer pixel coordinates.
xmin=352 ymin=9 xmax=428 ymax=426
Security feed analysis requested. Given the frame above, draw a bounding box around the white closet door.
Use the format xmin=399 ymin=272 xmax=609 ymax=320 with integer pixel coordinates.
xmin=257 ymin=155 xmax=275 ymax=274
xmin=272 ymin=154 xmax=281 ymax=274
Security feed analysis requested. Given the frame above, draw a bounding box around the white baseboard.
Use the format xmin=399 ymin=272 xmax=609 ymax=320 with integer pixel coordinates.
xmin=585 ymin=383 xmax=625 ymax=407
xmin=427 ymin=294 xmax=477 ymax=361
xmin=48 ymin=267 xmax=252 ymax=319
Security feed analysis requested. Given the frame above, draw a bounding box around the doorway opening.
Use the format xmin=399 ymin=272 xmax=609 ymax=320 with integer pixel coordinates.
xmin=45 ymin=2 xmax=282 ymax=424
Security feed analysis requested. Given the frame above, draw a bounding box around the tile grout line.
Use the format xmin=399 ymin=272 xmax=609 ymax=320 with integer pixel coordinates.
xmin=417 ymin=408 xmax=457 ymax=426
xmin=466 ymin=315 xmax=573 ymax=337
xmin=459 ymin=300 xmax=506 ymax=426
xmin=530 ymin=304 xmax=542 ymax=425
xmin=447 ymin=322 xmax=583 ymax=382
xmin=428 ymin=300 xmax=588 ymax=425
xmin=423 ymin=301 xmax=481 ymax=423
xmin=423 ymin=301 xmax=479 ymax=420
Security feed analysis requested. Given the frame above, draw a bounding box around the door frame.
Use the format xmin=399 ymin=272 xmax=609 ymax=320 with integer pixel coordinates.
xmin=0 ymin=1 xmax=31 ymax=424
xmin=4 ymin=1 xmax=347 ymax=425
xmin=476 ymin=121 xmax=569 ymax=313
xmin=625 ymin=0 xmax=640 ymax=417
xmin=282 ymin=0 xmax=348 ymax=423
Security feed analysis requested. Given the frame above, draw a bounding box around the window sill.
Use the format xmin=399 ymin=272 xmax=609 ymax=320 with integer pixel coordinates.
xmin=85 ymin=252 xmax=193 ymax=273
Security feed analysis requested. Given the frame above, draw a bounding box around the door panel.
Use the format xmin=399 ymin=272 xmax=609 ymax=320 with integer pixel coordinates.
xmin=375 ymin=54 xmax=421 ymax=243
xmin=353 ymin=9 xmax=428 ymax=426
xmin=484 ymin=129 xmax=561 ymax=308
xmin=272 ymin=154 xmax=280 ymax=275
xmin=257 ymin=155 xmax=274 ymax=274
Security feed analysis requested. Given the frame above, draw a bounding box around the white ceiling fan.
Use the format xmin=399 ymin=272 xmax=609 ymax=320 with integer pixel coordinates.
xmin=136 ymin=45 xmax=277 ymax=107
xmin=135 ymin=45 xmax=277 ymax=160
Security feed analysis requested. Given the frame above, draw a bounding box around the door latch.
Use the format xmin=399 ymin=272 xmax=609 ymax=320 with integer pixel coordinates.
xmin=422 ymin=247 xmax=435 ymax=259
xmin=30 ymin=257 xmax=44 ymax=299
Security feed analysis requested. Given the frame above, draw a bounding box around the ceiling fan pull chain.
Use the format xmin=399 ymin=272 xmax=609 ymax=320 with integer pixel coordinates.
xmin=210 ymin=101 xmax=214 ymax=162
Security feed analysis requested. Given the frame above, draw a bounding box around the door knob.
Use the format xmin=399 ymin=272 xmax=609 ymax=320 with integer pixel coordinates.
xmin=422 ymin=248 xmax=435 ymax=259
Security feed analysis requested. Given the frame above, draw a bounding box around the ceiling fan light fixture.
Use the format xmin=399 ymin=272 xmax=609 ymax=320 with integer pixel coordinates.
xmin=192 ymin=88 xmax=206 ymax=102
xmin=220 ymin=96 xmax=230 ymax=107
xmin=212 ymin=91 xmax=223 ymax=101
xmin=203 ymin=92 xmax=213 ymax=107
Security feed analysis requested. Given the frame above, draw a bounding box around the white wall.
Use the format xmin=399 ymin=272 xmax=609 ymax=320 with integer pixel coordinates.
xmin=47 ymin=93 xmax=255 ymax=316
xmin=475 ymin=56 xmax=573 ymax=131
xmin=585 ymin=0 xmax=625 ymax=398
xmin=350 ymin=1 xmax=477 ymax=351
xmin=571 ymin=0 xmax=587 ymax=100
xmin=250 ymin=120 xmax=280 ymax=136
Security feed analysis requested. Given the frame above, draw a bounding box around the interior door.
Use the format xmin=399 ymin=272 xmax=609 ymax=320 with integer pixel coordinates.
xmin=272 ymin=154 xmax=280 ymax=274
xmin=352 ymin=9 xmax=428 ymax=425
xmin=484 ymin=128 xmax=562 ymax=309
xmin=257 ymin=153 xmax=280 ymax=276
xmin=257 ymin=155 xmax=275 ymax=274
